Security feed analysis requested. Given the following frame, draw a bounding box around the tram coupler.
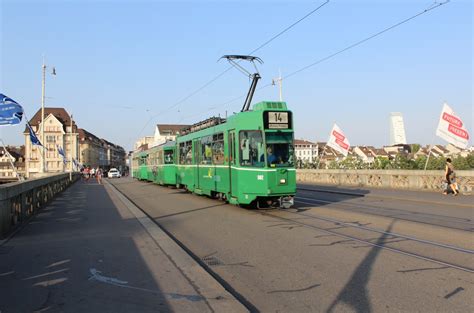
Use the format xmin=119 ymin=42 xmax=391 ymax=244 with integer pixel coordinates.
xmin=279 ymin=196 xmax=294 ymax=209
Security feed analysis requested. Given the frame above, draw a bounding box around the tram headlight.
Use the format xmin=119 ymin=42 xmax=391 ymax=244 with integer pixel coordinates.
xmin=279 ymin=178 xmax=286 ymax=184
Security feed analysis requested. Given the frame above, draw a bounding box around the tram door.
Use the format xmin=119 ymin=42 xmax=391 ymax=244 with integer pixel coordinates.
xmin=228 ymin=130 xmax=237 ymax=197
xmin=193 ymin=139 xmax=200 ymax=190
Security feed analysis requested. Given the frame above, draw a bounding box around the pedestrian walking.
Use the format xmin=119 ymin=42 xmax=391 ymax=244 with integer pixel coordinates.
xmin=96 ymin=168 xmax=102 ymax=184
xmin=443 ymin=158 xmax=459 ymax=196
xmin=85 ymin=166 xmax=90 ymax=182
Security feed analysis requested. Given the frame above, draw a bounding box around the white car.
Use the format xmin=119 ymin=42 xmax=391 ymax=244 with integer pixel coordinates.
xmin=108 ymin=168 xmax=121 ymax=178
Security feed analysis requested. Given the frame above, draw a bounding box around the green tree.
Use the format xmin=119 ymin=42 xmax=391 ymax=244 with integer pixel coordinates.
xmin=453 ymin=156 xmax=469 ymax=170
xmin=410 ymin=144 xmax=421 ymax=154
xmin=374 ymin=157 xmax=390 ymax=169
xmin=465 ymin=154 xmax=474 ymax=169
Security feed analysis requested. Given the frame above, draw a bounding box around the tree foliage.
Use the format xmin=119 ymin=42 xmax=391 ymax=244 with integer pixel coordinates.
xmin=296 ymin=153 xmax=474 ymax=170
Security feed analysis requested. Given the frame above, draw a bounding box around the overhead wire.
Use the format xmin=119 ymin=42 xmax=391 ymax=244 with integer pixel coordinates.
xmin=181 ymin=0 xmax=451 ymax=122
xmin=133 ymin=0 xmax=330 ymax=143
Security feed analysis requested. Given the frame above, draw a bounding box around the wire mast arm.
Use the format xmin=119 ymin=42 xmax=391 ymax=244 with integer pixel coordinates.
xmin=220 ymin=55 xmax=263 ymax=112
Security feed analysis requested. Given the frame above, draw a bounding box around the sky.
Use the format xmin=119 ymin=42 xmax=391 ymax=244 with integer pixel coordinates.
xmin=1 ymin=0 xmax=472 ymax=151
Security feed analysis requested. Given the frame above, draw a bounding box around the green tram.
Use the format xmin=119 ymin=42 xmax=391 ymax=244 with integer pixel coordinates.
xmin=132 ymin=150 xmax=149 ymax=180
xmin=132 ymin=101 xmax=295 ymax=208
xmin=132 ymin=141 xmax=177 ymax=185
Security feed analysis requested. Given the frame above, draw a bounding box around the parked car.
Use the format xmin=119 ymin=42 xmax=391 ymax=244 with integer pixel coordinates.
xmin=108 ymin=168 xmax=121 ymax=178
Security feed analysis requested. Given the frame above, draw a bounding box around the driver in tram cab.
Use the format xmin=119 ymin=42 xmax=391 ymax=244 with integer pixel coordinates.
xmin=261 ymin=146 xmax=277 ymax=165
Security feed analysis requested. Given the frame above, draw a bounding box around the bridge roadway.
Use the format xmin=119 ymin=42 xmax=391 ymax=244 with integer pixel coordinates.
xmin=1 ymin=177 xmax=473 ymax=312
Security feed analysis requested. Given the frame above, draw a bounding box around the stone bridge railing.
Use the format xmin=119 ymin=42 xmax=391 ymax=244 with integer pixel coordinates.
xmin=0 ymin=173 xmax=80 ymax=239
xmin=297 ymin=169 xmax=474 ymax=193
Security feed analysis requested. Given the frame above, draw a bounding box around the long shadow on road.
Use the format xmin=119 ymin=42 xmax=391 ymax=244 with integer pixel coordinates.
xmin=326 ymin=221 xmax=396 ymax=313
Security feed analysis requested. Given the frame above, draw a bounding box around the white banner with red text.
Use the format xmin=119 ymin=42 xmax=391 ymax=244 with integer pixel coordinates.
xmin=326 ymin=123 xmax=350 ymax=157
xmin=436 ymin=103 xmax=469 ymax=149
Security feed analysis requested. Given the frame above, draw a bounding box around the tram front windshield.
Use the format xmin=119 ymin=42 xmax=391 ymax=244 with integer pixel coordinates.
xmin=264 ymin=132 xmax=294 ymax=167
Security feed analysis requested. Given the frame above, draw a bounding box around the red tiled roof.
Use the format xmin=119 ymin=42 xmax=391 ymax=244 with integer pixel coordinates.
xmin=294 ymin=139 xmax=316 ymax=145
xmin=24 ymin=107 xmax=77 ymax=133
xmin=78 ymin=128 xmax=100 ymax=142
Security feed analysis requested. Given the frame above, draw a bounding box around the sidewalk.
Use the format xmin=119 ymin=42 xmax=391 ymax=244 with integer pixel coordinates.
xmin=0 ymin=178 xmax=247 ymax=313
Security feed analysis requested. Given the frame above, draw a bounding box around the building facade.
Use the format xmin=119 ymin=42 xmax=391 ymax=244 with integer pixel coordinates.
xmin=134 ymin=136 xmax=154 ymax=151
xmin=151 ymin=124 xmax=190 ymax=147
xmin=294 ymin=139 xmax=319 ymax=163
xmin=0 ymin=146 xmax=25 ymax=182
xmin=78 ymin=129 xmax=126 ymax=171
xmin=24 ymin=108 xmax=79 ymax=178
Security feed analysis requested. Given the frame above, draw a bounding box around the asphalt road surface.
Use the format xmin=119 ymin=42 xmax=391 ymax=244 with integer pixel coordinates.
xmin=109 ymin=177 xmax=474 ymax=313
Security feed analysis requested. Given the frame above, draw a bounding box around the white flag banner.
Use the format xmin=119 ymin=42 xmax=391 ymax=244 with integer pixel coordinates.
xmin=436 ymin=103 xmax=469 ymax=149
xmin=326 ymin=123 xmax=350 ymax=157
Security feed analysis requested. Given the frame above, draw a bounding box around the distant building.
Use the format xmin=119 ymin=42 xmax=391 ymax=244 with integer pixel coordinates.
xmin=383 ymin=144 xmax=411 ymax=158
xmin=445 ymin=143 xmax=471 ymax=157
xmin=0 ymin=146 xmax=25 ymax=182
xmin=151 ymin=124 xmax=190 ymax=147
xmin=294 ymin=139 xmax=318 ymax=163
xmin=102 ymin=140 xmax=126 ymax=170
xmin=389 ymin=112 xmax=407 ymax=145
xmin=133 ymin=124 xmax=190 ymax=152
xmin=316 ymin=142 xmax=346 ymax=167
xmin=79 ymin=129 xmax=126 ymax=170
xmin=353 ymin=146 xmax=375 ymax=163
xmin=79 ymin=128 xmax=103 ymax=168
xmin=24 ymin=108 xmax=79 ymax=178
xmin=134 ymin=136 xmax=154 ymax=151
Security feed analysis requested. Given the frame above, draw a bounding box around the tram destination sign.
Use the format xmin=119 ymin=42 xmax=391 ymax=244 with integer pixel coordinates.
xmin=264 ymin=111 xmax=292 ymax=129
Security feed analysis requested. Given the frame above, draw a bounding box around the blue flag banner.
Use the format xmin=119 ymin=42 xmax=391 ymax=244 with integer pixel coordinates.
xmin=26 ymin=121 xmax=43 ymax=146
xmin=57 ymin=145 xmax=67 ymax=164
xmin=0 ymin=93 xmax=24 ymax=126
xmin=73 ymin=158 xmax=82 ymax=170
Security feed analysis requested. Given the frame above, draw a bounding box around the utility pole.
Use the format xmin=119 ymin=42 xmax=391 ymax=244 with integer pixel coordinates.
xmin=272 ymin=69 xmax=283 ymax=101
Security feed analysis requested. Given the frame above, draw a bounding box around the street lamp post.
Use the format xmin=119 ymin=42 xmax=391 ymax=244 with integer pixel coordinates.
xmin=40 ymin=57 xmax=56 ymax=174
xmin=70 ymin=114 xmax=73 ymax=181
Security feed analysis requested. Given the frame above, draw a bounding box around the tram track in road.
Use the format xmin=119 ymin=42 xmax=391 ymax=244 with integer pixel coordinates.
xmin=260 ymin=207 xmax=474 ymax=274
xmin=296 ymin=191 xmax=474 ymax=232
xmin=296 ymin=199 xmax=473 ymax=254
xmin=106 ymin=180 xmax=259 ymax=313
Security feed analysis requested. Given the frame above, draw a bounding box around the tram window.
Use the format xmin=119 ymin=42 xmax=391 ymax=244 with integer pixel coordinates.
xmin=164 ymin=150 xmax=174 ymax=164
xmin=264 ymin=133 xmax=295 ymax=167
xmin=158 ymin=151 xmax=163 ymax=165
xmin=185 ymin=141 xmax=192 ymax=164
xmin=213 ymin=140 xmax=224 ymax=164
xmin=239 ymin=130 xmax=264 ymax=167
xmin=179 ymin=143 xmax=186 ymax=165
xmin=201 ymin=136 xmax=212 ymax=165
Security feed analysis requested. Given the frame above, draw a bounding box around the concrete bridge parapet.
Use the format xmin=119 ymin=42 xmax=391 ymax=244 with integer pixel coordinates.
xmin=297 ymin=169 xmax=474 ymax=193
xmin=0 ymin=173 xmax=80 ymax=239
